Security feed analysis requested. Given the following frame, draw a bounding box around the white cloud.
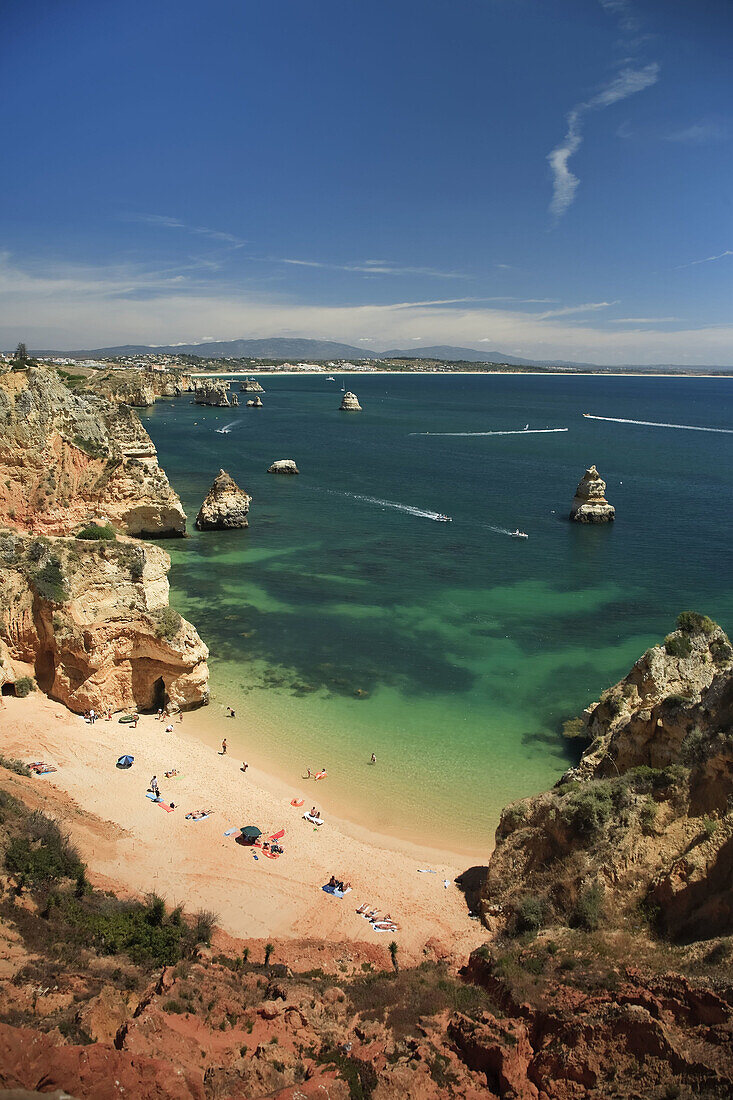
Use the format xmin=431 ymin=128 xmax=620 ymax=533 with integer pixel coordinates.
xmin=609 ymin=316 xmax=681 ymax=323
xmin=548 ymin=64 xmax=659 ymax=218
xmin=675 ymin=249 xmax=733 ymax=269
xmin=123 ymin=212 xmax=247 ymax=246
xmin=665 ymin=121 xmax=728 ymax=145
xmin=2 ymin=254 xmax=731 ymax=364
xmin=535 ymin=301 xmax=619 ymax=319
xmin=280 ymin=257 xmax=467 ymax=278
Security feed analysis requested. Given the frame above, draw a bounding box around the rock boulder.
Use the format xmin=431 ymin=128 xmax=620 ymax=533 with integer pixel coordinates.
xmin=339 ymin=391 xmax=362 ymax=411
xmin=246 ymin=396 xmax=263 ymax=407
xmin=195 ymin=469 xmax=251 ymax=530
xmin=569 ymin=465 xmax=615 ymax=523
xmin=267 ymin=459 xmax=299 ymax=475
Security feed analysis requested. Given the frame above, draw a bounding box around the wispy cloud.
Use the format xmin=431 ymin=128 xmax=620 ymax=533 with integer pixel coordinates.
xmin=280 ymin=257 xmax=467 ymax=278
xmin=536 ymin=300 xmax=619 ymax=319
xmin=665 ymin=121 xmax=728 ymax=145
xmin=608 ymin=317 xmax=681 ymax=323
xmin=124 ymin=212 xmax=247 ymax=246
xmin=675 ymin=249 xmax=733 ymax=269
xmin=547 ymin=0 xmax=659 ymax=219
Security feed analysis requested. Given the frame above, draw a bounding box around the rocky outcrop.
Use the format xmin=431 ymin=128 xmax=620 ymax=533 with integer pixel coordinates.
xmin=0 ymin=367 xmax=186 ymax=537
xmin=339 ymin=391 xmax=362 ymax=411
xmin=246 ymin=395 xmax=263 ymax=407
xmin=195 ymin=469 xmax=251 ymax=531
xmin=240 ymin=379 xmax=265 ymax=392
xmin=194 ymin=381 xmax=230 ymax=407
xmin=569 ymin=464 xmax=614 ymax=523
xmin=83 ymin=368 xmax=192 ymax=406
xmin=267 ymin=459 xmax=299 ymax=475
xmin=0 ymin=532 xmax=208 ymax=712
xmin=479 ymin=615 xmax=733 ymax=942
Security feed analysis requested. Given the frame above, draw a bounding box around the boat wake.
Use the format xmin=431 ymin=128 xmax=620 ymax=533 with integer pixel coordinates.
xmin=484 ymin=524 xmax=528 ymax=539
xmin=409 ymin=428 xmax=568 ymax=437
xmin=215 ymin=420 xmax=238 ymax=434
xmin=583 ymin=414 xmax=733 ymax=435
xmin=330 ymin=490 xmax=450 ymax=523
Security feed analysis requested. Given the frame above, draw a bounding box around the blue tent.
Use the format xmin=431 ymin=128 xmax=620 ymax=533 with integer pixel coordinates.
xmin=116 ymin=754 xmax=134 ymax=769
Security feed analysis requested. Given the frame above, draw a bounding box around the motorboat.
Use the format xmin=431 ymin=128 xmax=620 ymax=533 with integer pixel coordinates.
xmin=510 ymin=529 xmax=528 ymax=539
xmin=215 ymin=427 xmax=231 ymax=434
xmin=327 ymin=376 xmax=335 ymax=381
xmin=435 ymin=514 xmax=452 ymax=523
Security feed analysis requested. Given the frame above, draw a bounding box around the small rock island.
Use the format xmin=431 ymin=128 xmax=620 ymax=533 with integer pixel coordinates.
xmin=240 ymin=379 xmax=265 ymax=393
xmin=339 ymin=391 xmax=362 ymax=411
xmin=246 ymin=395 xmax=263 ymax=408
xmin=194 ymin=381 xmax=231 ymax=407
xmin=267 ymin=459 xmax=299 ymax=475
xmin=195 ymin=469 xmax=252 ymax=530
xmin=569 ymin=464 xmax=615 ymax=523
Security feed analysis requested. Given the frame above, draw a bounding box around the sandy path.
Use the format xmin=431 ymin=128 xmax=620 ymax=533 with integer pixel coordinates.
xmin=1 ymin=695 xmax=486 ymax=961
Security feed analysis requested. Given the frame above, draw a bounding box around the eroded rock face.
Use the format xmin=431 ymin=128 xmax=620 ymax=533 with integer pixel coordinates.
xmin=240 ymin=379 xmax=265 ymax=392
xmin=83 ymin=368 xmax=192 ymax=407
xmin=194 ymin=381 xmax=230 ymax=406
xmin=267 ymin=459 xmax=299 ymax=475
xmin=246 ymin=395 xmax=263 ymax=407
xmin=0 ymin=367 xmax=186 ymax=538
xmin=569 ymin=464 xmax=615 ymax=523
xmin=339 ymin=391 xmax=362 ymax=411
xmin=0 ymin=532 xmax=209 ymax=713
xmin=195 ymin=469 xmax=251 ymax=531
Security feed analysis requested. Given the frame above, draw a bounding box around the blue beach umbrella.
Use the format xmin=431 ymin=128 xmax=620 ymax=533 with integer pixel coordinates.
xmin=116 ymin=754 xmax=134 ymax=769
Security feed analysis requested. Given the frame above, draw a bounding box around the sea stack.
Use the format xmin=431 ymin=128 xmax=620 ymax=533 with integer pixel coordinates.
xmin=569 ymin=465 xmax=615 ymax=524
xmin=240 ymin=379 xmax=265 ymax=393
xmin=339 ymin=391 xmax=362 ymax=411
xmin=194 ymin=380 xmax=230 ymax=407
xmin=195 ymin=469 xmax=252 ymax=530
xmin=267 ymin=459 xmax=299 ymax=475
xmin=246 ymin=395 xmax=263 ymax=407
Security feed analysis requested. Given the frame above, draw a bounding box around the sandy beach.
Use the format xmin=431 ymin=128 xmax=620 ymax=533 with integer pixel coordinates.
xmin=1 ymin=693 xmax=486 ymax=962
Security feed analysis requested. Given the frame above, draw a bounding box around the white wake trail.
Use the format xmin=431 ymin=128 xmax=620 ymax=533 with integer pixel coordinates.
xmin=409 ymin=428 xmax=568 ymax=436
xmin=321 ymin=488 xmax=447 ymax=522
xmin=583 ymin=414 xmax=733 ymax=434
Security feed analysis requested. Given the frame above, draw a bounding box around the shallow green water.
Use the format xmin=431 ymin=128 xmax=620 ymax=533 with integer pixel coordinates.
xmin=141 ymin=373 xmax=733 ymax=852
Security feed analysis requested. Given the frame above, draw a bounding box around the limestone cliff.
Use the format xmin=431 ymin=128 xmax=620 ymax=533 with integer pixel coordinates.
xmin=0 ymin=367 xmax=186 ymax=537
xmin=569 ymin=464 xmax=615 ymax=523
xmin=83 ymin=368 xmax=192 ymax=407
xmin=480 ymin=613 xmax=733 ymax=944
xmin=0 ymin=532 xmax=208 ymax=712
xmin=194 ymin=380 xmax=230 ymax=406
xmin=195 ymin=469 xmax=251 ymax=530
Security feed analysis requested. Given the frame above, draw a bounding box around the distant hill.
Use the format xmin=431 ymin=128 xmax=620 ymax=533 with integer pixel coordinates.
xmin=25 ymin=336 xmax=730 ymax=372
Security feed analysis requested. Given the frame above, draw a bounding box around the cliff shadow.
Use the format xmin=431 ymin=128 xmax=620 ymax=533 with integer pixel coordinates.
xmin=455 ymin=865 xmax=489 ymax=918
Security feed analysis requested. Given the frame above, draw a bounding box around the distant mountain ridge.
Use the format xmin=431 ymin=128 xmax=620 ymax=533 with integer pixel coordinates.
xmin=24 ymin=336 xmax=729 ymax=370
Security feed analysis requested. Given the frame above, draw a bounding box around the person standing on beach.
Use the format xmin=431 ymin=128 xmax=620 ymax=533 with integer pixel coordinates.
xmin=221 ymin=738 xmax=227 ymax=754
xmin=241 ymin=761 xmax=248 ymax=772
xmin=370 ymin=752 xmax=376 ymax=765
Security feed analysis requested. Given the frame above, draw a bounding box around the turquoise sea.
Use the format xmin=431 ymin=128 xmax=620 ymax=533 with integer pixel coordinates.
xmin=141 ymin=374 xmax=733 ymax=854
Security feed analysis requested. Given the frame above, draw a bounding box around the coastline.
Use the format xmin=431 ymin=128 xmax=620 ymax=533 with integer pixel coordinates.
xmin=2 ymin=693 xmax=486 ymax=962
xmin=194 ymin=369 xmax=733 ymax=379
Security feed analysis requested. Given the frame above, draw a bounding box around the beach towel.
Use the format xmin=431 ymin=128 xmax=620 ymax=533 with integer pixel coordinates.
xmin=303 ymin=813 xmax=324 ymax=826
xmin=269 ymin=829 xmax=285 ymax=841
xmin=29 ymin=764 xmax=57 ymax=775
xmin=186 ymin=813 xmax=210 ymax=822
xmin=145 ymin=791 xmax=160 ymax=800
xmin=322 ymin=885 xmax=352 ymax=899
xmin=223 ymin=827 xmax=238 ymax=836
xmin=262 ymin=849 xmax=281 ymax=859
xmin=158 ymin=801 xmax=174 ymax=812
xmin=417 ymin=869 xmax=436 ymax=874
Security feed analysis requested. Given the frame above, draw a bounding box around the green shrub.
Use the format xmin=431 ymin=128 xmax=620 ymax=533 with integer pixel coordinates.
xmin=571 ymin=882 xmax=605 ymax=931
xmin=665 ymin=693 xmax=691 ymax=708
xmin=711 ymin=639 xmax=733 ymax=667
xmin=664 ymin=634 xmax=692 ymax=659
xmin=676 ymin=611 xmax=716 ymax=636
xmin=558 ymin=782 xmax=614 ymax=837
xmin=72 ymin=435 xmax=108 ymax=459
xmin=639 ymin=799 xmax=657 ymax=834
xmin=163 ymin=999 xmax=186 ymax=1014
xmin=0 ymin=754 xmax=32 ymax=776
xmin=150 ymin=606 xmax=182 ymax=641
xmin=701 ymin=817 xmax=718 ymax=839
xmin=514 ymin=894 xmax=545 ymax=934
xmin=76 ymin=522 xmax=116 ymax=541
xmin=14 ymin=676 xmax=36 ymax=698
xmin=5 ymin=813 xmax=83 ymax=886
xmin=32 ymin=556 xmax=68 ymax=603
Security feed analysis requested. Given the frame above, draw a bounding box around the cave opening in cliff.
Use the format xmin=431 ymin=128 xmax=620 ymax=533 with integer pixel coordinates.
xmin=150 ymin=676 xmax=168 ymax=713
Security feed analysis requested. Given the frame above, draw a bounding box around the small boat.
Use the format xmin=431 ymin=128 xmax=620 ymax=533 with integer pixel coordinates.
xmin=435 ymin=514 xmax=452 ymax=523
xmin=510 ymin=529 xmax=528 ymax=539
xmin=327 ymin=376 xmax=335 ymax=381
xmin=215 ymin=427 xmax=230 ymax=434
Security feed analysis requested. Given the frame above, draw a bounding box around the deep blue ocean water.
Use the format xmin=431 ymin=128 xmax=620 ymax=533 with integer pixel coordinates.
xmin=141 ymin=373 xmax=733 ymax=852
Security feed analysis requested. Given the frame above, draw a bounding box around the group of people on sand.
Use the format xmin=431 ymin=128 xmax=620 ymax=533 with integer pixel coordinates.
xmin=185 ymin=809 xmax=211 ymax=820
xmin=328 ymin=875 xmax=351 ymax=893
xmin=355 ymin=902 xmax=398 ymax=930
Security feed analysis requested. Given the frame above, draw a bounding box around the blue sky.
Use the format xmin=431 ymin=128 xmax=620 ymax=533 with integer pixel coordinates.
xmin=1 ymin=0 xmax=731 ymax=363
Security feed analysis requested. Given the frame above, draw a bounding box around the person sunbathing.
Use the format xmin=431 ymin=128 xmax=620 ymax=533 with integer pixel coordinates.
xmin=164 ymin=768 xmax=178 ymax=778
xmin=185 ymin=809 xmax=211 ymax=820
